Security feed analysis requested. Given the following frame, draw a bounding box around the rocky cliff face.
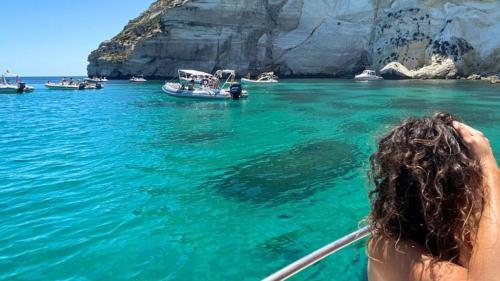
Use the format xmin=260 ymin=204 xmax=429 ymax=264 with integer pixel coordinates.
xmin=88 ymin=0 xmax=500 ymax=79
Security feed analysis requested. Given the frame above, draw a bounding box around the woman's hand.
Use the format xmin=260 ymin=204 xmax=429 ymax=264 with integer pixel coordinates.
xmin=453 ymin=121 xmax=498 ymax=172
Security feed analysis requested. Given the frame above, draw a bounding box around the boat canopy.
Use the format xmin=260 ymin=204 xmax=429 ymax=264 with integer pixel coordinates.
xmin=178 ymin=69 xmax=213 ymax=78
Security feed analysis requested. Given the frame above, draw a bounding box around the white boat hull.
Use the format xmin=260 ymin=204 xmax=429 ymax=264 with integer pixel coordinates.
xmin=45 ymin=84 xmax=81 ymax=90
xmin=85 ymin=78 xmax=108 ymax=83
xmin=45 ymin=83 xmax=103 ymax=90
xmin=0 ymin=85 xmax=20 ymax=93
xmin=241 ymin=78 xmax=278 ymax=84
xmin=354 ymin=74 xmax=382 ymax=81
xmin=0 ymin=84 xmax=34 ymax=93
xmin=162 ymin=83 xmax=247 ymax=100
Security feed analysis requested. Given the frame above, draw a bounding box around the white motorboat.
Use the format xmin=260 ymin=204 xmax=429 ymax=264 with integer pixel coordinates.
xmin=45 ymin=83 xmax=82 ymax=90
xmin=130 ymin=75 xmax=147 ymax=82
xmin=0 ymin=72 xmax=34 ymax=93
xmin=0 ymin=83 xmax=35 ymax=94
xmin=45 ymin=81 xmax=103 ymax=90
xmin=162 ymin=69 xmax=248 ymax=100
xmin=84 ymin=77 xmax=108 ymax=83
xmin=241 ymin=72 xmax=279 ymax=84
xmin=354 ymin=70 xmax=382 ymax=81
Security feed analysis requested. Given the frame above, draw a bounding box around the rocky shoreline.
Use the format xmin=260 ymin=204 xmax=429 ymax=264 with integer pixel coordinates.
xmin=88 ymin=0 xmax=500 ymax=80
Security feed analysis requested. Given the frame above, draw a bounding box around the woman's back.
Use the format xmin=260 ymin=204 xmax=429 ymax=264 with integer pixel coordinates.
xmin=368 ymin=236 xmax=468 ymax=281
xmin=367 ymin=112 xmax=500 ymax=281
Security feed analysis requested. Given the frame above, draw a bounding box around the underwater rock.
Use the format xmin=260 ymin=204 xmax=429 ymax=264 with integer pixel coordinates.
xmin=204 ymin=139 xmax=360 ymax=204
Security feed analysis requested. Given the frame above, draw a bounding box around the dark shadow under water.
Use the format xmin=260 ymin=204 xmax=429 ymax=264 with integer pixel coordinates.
xmin=204 ymin=139 xmax=360 ymax=204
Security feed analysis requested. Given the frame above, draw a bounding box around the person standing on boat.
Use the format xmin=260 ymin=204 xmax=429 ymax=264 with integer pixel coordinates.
xmin=368 ymin=112 xmax=500 ymax=281
xmin=188 ymin=78 xmax=195 ymax=91
xmin=210 ymin=78 xmax=218 ymax=89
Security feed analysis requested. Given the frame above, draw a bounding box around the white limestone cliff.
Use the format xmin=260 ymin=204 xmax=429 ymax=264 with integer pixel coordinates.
xmin=87 ymin=0 xmax=500 ymax=79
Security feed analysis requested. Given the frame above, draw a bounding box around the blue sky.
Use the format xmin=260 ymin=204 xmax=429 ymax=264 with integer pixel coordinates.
xmin=0 ymin=0 xmax=154 ymax=76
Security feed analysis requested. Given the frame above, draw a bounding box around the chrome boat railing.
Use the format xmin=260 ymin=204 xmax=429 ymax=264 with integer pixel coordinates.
xmin=263 ymin=226 xmax=371 ymax=281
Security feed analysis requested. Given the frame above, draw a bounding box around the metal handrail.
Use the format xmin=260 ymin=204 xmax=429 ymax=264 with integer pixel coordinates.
xmin=263 ymin=226 xmax=371 ymax=281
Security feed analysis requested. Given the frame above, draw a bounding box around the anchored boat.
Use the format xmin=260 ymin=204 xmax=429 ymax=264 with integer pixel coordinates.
xmin=84 ymin=77 xmax=108 ymax=83
xmin=354 ymin=70 xmax=382 ymax=81
xmin=45 ymin=80 xmax=103 ymax=90
xmin=130 ymin=75 xmax=147 ymax=82
xmin=0 ymin=72 xmax=35 ymax=94
xmin=241 ymin=72 xmax=279 ymax=84
xmin=162 ymin=69 xmax=248 ymax=100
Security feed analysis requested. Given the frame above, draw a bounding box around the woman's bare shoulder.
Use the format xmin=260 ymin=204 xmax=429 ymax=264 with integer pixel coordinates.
xmin=367 ymin=236 xmax=468 ymax=281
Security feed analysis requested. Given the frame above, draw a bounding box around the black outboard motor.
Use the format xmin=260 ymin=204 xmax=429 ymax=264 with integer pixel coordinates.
xmin=16 ymin=83 xmax=26 ymax=93
xmin=229 ymin=83 xmax=243 ymax=100
xmin=95 ymin=83 xmax=103 ymax=89
xmin=79 ymin=83 xmax=86 ymax=90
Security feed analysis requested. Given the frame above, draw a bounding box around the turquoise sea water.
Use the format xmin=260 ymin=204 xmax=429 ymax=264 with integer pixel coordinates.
xmin=1 ymin=78 xmax=499 ymax=280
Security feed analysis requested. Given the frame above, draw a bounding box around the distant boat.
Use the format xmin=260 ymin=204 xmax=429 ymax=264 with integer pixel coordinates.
xmin=84 ymin=77 xmax=108 ymax=83
xmin=130 ymin=75 xmax=147 ymax=82
xmin=0 ymin=72 xmax=34 ymax=94
xmin=45 ymin=81 xmax=103 ymax=90
xmin=241 ymin=72 xmax=279 ymax=84
xmin=354 ymin=70 xmax=382 ymax=81
xmin=162 ymin=69 xmax=248 ymax=100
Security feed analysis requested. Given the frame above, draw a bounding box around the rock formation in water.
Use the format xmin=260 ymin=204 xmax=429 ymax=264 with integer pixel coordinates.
xmin=380 ymin=54 xmax=457 ymax=79
xmin=88 ymin=0 xmax=500 ymax=79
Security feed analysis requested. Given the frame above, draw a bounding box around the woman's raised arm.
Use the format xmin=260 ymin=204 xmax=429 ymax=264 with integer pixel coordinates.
xmin=454 ymin=121 xmax=500 ymax=281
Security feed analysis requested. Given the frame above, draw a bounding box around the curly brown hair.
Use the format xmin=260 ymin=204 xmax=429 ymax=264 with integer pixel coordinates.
xmin=368 ymin=112 xmax=483 ymax=264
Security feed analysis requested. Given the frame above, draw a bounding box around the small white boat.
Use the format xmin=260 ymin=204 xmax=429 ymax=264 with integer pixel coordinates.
xmin=45 ymin=81 xmax=103 ymax=90
xmin=241 ymin=72 xmax=279 ymax=84
xmin=162 ymin=69 xmax=248 ymax=100
xmin=354 ymin=70 xmax=382 ymax=81
xmin=84 ymin=77 xmax=108 ymax=83
xmin=130 ymin=75 xmax=147 ymax=82
xmin=0 ymin=83 xmax=35 ymax=94
xmin=0 ymin=72 xmax=34 ymax=93
xmin=45 ymin=82 xmax=82 ymax=90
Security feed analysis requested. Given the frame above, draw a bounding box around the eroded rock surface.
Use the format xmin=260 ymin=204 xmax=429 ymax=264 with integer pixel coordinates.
xmin=381 ymin=55 xmax=457 ymax=79
xmin=88 ymin=0 xmax=500 ymax=79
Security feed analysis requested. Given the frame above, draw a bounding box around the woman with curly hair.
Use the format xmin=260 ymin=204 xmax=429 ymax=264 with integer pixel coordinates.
xmin=368 ymin=112 xmax=500 ymax=281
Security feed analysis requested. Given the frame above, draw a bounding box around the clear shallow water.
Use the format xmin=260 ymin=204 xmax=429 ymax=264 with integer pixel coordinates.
xmin=1 ymin=78 xmax=499 ymax=280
